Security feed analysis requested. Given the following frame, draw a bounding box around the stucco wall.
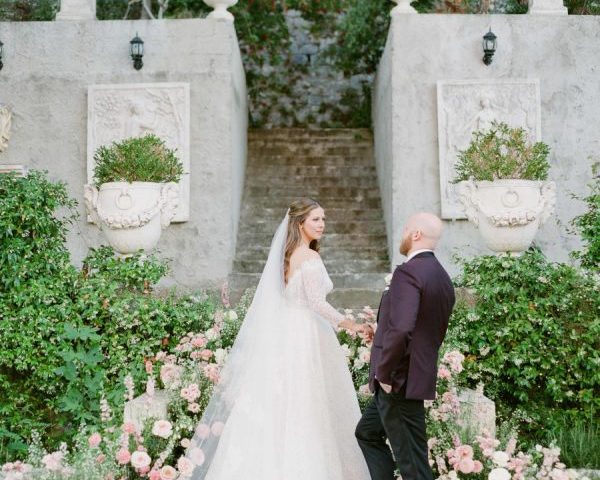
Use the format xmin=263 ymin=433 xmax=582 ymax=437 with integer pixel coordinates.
xmin=373 ymin=14 xmax=599 ymax=273
xmin=0 ymin=18 xmax=247 ymax=290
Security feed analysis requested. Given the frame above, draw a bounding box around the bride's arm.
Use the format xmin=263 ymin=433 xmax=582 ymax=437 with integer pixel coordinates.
xmin=300 ymin=259 xmax=345 ymax=328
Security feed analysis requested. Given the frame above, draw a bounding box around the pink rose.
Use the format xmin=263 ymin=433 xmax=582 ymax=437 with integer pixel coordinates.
xmin=160 ymin=364 xmax=182 ymax=387
xmin=149 ymin=470 xmax=161 ymax=480
xmin=180 ymin=384 xmax=201 ymax=402
xmin=195 ymin=424 xmax=211 ymax=439
xmin=152 ymin=420 xmax=173 ymax=439
xmin=203 ymin=364 xmax=220 ymax=384
xmin=41 ymin=452 xmax=63 ymax=472
xmin=188 ymin=402 xmax=200 ymax=413
xmin=177 ymin=456 xmax=194 ymax=477
xmin=200 ymin=349 xmax=213 ymax=361
xmin=437 ymin=366 xmax=451 ymax=380
xmin=455 ymin=445 xmax=474 ymax=459
xmin=88 ymin=432 xmax=102 ymax=448
xmin=192 ymin=336 xmax=208 ymax=348
xmin=131 ymin=451 xmax=152 ymax=469
xmin=473 ymin=460 xmax=483 ymax=473
xmin=116 ymin=449 xmax=131 ymax=465
xmin=122 ymin=422 xmax=137 ymax=435
xmin=180 ymin=438 xmax=191 ymax=449
xmin=159 ymin=465 xmax=178 ymax=480
xmin=188 ymin=447 xmax=205 ymax=467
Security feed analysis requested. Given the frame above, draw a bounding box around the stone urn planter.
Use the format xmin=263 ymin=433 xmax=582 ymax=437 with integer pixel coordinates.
xmin=203 ymin=0 xmax=238 ymax=21
xmin=85 ymin=134 xmax=184 ymax=254
xmin=458 ymin=179 xmax=556 ymax=253
xmin=84 ymin=181 xmax=179 ymax=254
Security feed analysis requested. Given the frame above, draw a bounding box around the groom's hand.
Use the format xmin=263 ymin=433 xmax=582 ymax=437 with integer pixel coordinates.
xmin=379 ymin=382 xmax=392 ymax=394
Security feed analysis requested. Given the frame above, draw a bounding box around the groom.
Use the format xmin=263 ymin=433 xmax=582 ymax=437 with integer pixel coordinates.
xmin=356 ymin=212 xmax=455 ymax=480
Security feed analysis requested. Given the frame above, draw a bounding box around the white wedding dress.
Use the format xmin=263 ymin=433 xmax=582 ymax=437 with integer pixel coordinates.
xmin=187 ymin=213 xmax=370 ymax=480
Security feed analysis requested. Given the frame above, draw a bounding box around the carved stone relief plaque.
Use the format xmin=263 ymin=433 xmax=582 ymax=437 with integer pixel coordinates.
xmin=0 ymin=104 xmax=12 ymax=153
xmin=88 ymin=83 xmax=190 ymax=222
xmin=436 ymin=79 xmax=541 ymax=219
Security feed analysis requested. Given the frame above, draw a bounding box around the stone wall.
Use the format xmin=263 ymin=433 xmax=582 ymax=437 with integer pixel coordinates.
xmin=0 ymin=18 xmax=247 ymax=290
xmin=373 ymin=14 xmax=600 ymax=273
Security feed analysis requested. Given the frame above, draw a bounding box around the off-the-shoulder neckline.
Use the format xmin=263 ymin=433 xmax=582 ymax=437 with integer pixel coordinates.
xmin=285 ymin=257 xmax=323 ymax=287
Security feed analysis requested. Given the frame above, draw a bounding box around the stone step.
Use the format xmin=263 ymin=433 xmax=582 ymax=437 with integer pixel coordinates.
xmin=248 ymin=128 xmax=372 ymax=141
xmin=249 ymin=155 xmax=374 ymax=167
xmin=245 ymin=175 xmax=379 ymax=189
xmin=249 ymin=165 xmax=377 ymax=177
xmin=246 ymin=185 xmax=382 ymax=199
xmin=249 ymin=145 xmax=373 ymax=157
xmin=235 ymin=247 xmax=389 ymax=263
xmin=240 ymin=206 xmax=384 ymax=222
xmin=249 ymin=137 xmax=373 ymax=147
xmin=238 ymin=220 xmax=386 ymax=235
xmin=237 ymin=232 xmax=388 ymax=248
xmin=234 ymin=257 xmax=389 ymax=274
xmin=241 ymin=196 xmax=383 ymax=210
xmin=229 ymin=272 xmax=388 ymax=298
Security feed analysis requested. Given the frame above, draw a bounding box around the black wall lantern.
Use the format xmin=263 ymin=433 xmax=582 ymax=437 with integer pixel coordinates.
xmin=130 ymin=33 xmax=144 ymax=70
xmin=482 ymin=29 xmax=497 ymax=66
xmin=0 ymin=40 xmax=4 ymax=71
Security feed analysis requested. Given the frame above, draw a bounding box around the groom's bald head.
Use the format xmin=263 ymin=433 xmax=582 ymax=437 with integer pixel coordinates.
xmin=400 ymin=212 xmax=443 ymax=256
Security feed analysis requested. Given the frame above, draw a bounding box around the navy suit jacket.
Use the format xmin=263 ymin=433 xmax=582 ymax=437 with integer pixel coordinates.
xmin=369 ymin=251 xmax=455 ymax=400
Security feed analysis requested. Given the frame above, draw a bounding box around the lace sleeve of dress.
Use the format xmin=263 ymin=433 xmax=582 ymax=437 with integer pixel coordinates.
xmin=300 ymin=259 xmax=345 ymax=327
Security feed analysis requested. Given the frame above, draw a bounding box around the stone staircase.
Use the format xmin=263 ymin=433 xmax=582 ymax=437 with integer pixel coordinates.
xmin=229 ymin=128 xmax=390 ymax=310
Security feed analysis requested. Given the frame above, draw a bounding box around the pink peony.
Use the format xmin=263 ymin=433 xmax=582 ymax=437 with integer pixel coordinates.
xmin=473 ymin=460 xmax=483 ymax=473
xmin=152 ymin=420 xmax=173 ymax=439
xmin=437 ymin=366 xmax=451 ymax=380
xmin=88 ymin=432 xmax=102 ymax=448
xmin=177 ymin=456 xmax=194 ymax=477
xmin=159 ymin=465 xmax=178 ymax=480
xmin=195 ymin=423 xmax=211 ymax=439
xmin=131 ymin=451 xmax=152 ymax=469
xmin=455 ymin=445 xmax=474 ymax=459
xmin=116 ymin=449 xmax=131 ymax=465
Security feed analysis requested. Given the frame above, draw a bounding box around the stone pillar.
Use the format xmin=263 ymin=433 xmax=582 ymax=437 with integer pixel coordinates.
xmin=55 ymin=0 xmax=96 ymax=21
xmin=528 ymin=0 xmax=568 ymax=15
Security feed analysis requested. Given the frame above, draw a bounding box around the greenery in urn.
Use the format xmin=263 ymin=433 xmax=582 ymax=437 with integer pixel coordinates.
xmin=92 ymin=134 xmax=184 ymax=187
xmin=453 ymin=121 xmax=551 ymax=182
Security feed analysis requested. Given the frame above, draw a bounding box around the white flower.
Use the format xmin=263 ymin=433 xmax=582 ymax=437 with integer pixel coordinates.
xmin=340 ymin=344 xmax=352 ymax=363
xmin=160 ymin=465 xmax=178 ymax=480
xmin=492 ymin=451 xmax=510 ymax=468
xmin=225 ymin=310 xmax=238 ymax=321
xmin=152 ymin=420 xmax=173 ymax=439
xmin=353 ymin=359 xmax=365 ymax=370
xmin=177 ymin=456 xmax=194 ymax=477
xmin=214 ymin=348 xmax=228 ymax=365
xmin=488 ymin=467 xmax=511 ymax=480
xmin=130 ymin=451 xmax=151 ymax=469
xmin=205 ymin=328 xmax=219 ymax=341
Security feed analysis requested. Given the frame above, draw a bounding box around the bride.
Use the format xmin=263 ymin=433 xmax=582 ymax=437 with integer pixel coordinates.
xmin=185 ymin=198 xmax=371 ymax=479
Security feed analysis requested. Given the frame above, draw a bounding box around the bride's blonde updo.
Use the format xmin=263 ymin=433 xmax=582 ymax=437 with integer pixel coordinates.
xmin=284 ymin=198 xmax=321 ymax=283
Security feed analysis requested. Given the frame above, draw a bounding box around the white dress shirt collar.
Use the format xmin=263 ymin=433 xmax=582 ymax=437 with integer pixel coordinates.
xmin=405 ymin=249 xmax=434 ymax=262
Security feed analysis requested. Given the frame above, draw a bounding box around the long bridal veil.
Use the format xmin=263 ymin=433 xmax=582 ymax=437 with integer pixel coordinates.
xmin=186 ymin=211 xmax=290 ymax=478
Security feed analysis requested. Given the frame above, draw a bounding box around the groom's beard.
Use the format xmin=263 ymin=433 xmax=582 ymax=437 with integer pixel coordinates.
xmin=399 ymin=235 xmax=412 ymax=257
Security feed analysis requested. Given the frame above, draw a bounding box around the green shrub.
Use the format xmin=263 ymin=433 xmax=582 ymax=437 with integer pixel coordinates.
xmin=0 ymin=171 xmax=216 ymax=462
xmin=448 ymin=250 xmax=600 ymax=441
xmin=454 ymin=121 xmax=551 ymax=182
xmin=570 ymin=164 xmax=600 ymax=270
xmin=92 ymin=134 xmax=184 ymax=187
